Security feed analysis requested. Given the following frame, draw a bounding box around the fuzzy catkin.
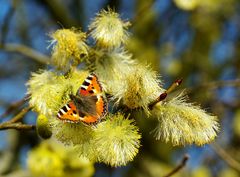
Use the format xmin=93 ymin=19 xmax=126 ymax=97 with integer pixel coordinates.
xmin=51 ymin=119 xmax=94 ymax=145
xmin=89 ymin=9 xmax=130 ymax=49
xmin=122 ymin=63 xmax=164 ymax=114
xmin=27 ymin=140 xmax=94 ymax=177
xmin=94 ymin=114 xmax=141 ymax=166
xmin=51 ymin=113 xmax=142 ymax=166
xmin=94 ymin=50 xmax=135 ymax=98
xmin=151 ymin=92 xmax=219 ymax=146
xmin=27 ymin=71 xmax=66 ymax=116
xmin=50 ymin=28 xmax=88 ymax=71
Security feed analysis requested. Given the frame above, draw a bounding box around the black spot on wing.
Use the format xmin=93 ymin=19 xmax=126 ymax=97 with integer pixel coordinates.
xmin=58 ymin=110 xmax=63 ymax=116
xmin=87 ymin=76 xmax=94 ymax=80
xmin=81 ymin=86 xmax=87 ymax=90
xmin=62 ymin=106 xmax=68 ymax=112
xmin=88 ymin=90 xmax=94 ymax=94
xmin=83 ymin=80 xmax=90 ymax=86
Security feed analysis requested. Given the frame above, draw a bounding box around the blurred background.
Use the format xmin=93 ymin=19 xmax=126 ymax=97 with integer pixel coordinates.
xmin=0 ymin=0 xmax=240 ymax=176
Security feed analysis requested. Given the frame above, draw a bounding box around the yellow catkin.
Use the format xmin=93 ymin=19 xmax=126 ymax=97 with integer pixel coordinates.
xmin=151 ymin=92 xmax=219 ymax=146
xmin=27 ymin=140 xmax=94 ymax=177
xmin=89 ymin=9 xmax=130 ymax=49
xmin=27 ymin=70 xmax=66 ymax=116
xmin=50 ymin=28 xmax=88 ymax=70
xmin=94 ymin=50 xmax=135 ymax=98
xmin=51 ymin=118 xmax=94 ymax=146
xmin=94 ymin=114 xmax=141 ymax=166
xmin=122 ymin=64 xmax=164 ymax=114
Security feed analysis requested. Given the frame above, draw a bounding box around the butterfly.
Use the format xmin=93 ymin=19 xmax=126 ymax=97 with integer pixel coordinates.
xmin=57 ymin=73 xmax=107 ymax=124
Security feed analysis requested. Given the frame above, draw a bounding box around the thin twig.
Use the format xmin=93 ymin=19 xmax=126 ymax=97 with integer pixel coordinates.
xmin=1 ymin=4 xmax=15 ymax=44
xmin=0 ymin=43 xmax=50 ymax=64
xmin=163 ymin=154 xmax=189 ymax=177
xmin=221 ymin=100 xmax=240 ymax=109
xmin=8 ymin=106 xmax=32 ymax=123
xmin=0 ymin=106 xmax=34 ymax=131
xmin=187 ymin=79 xmax=240 ymax=93
xmin=149 ymin=92 xmax=167 ymax=110
xmin=166 ymin=79 xmax=183 ymax=94
xmin=0 ymin=170 xmax=31 ymax=177
xmin=131 ymin=1 xmax=154 ymax=27
xmin=0 ymin=123 xmax=35 ymax=131
xmin=149 ymin=78 xmax=183 ymax=110
xmin=40 ymin=0 xmax=79 ymax=28
xmin=0 ymin=95 xmax=30 ymax=119
xmin=211 ymin=143 xmax=240 ymax=172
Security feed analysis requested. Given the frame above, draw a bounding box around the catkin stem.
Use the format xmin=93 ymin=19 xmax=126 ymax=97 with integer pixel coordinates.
xmin=149 ymin=78 xmax=183 ymax=110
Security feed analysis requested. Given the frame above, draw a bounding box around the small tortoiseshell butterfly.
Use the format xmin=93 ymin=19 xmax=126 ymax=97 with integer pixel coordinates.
xmin=57 ymin=73 xmax=107 ymax=124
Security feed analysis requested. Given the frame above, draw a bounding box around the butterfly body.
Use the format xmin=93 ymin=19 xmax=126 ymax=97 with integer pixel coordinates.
xmin=57 ymin=73 xmax=107 ymax=124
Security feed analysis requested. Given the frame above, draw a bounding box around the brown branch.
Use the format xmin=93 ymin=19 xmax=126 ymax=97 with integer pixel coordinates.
xmin=149 ymin=92 xmax=167 ymax=110
xmin=39 ymin=0 xmax=79 ymax=28
xmin=131 ymin=1 xmax=154 ymax=27
xmin=166 ymin=79 xmax=183 ymax=94
xmin=0 ymin=95 xmax=30 ymax=119
xmin=0 ymin=106 xmax=35 ymax=131
xmin=1 ymin=3 xmax=15 ymax=44
xmin=211 ymin=143 xmax=240 ymax=172
xmin=0 ymin=123 xmax=35 ymax=131
xmin=0 ymin=170 xmax=31 ymax=177
xmin=163 ymin=154 xmax=189 ymax=177
xmin=149 ymin=78 xmax=183 ymax=110
xmin=221 ymin=100 xmax=240 ymax=109
xmin=187 ymin=79 xmax=240 ymax=93
xmin=8 ymin=106 xmax=32 ymax=123
xmin=0 ymin=43 xmax=50 ymax=64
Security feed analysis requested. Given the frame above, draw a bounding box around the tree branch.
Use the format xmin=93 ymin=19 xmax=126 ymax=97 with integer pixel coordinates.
xmin=163 ymin=154 xmax=189 ymax=177
xmin=149 ymin=78 xmax=183 ymax=110
xmin=211 ymin=143 xmax=240 ymax=172
xmin=187 ymin=79 xmax=240 ymax=93
xmin=0 ymin=170 xmax=31 ymax=177
xmin=0 ymin=106 xmax=35 ymax=131
xmin=0 ymin=3 xmax=15 ymax=44
xmin=0 ymin=95 xmax=30 ymax=119
xmin=131 ymin=1 xmax=154 ymax=27
xmin=0 ymin=123 xmax=35 ymax=131
xmin=39 ymin=0 xmax=79 ymax=28
xmin=8 ymin=106 xmax=32 ymax=123
xmin=0 ymin=43 xmax=50 ymax=64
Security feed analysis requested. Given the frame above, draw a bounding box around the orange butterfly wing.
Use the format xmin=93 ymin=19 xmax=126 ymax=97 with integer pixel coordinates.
xmin=78 ymin=73 xmax=107 ymax=123
xmin=57 ymin=101 xmax=81 ymax=123
xmin=57 ymin=73 xmax=107 ymax=124
xmin=78 ymin=73 xmax=102 ymax=96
